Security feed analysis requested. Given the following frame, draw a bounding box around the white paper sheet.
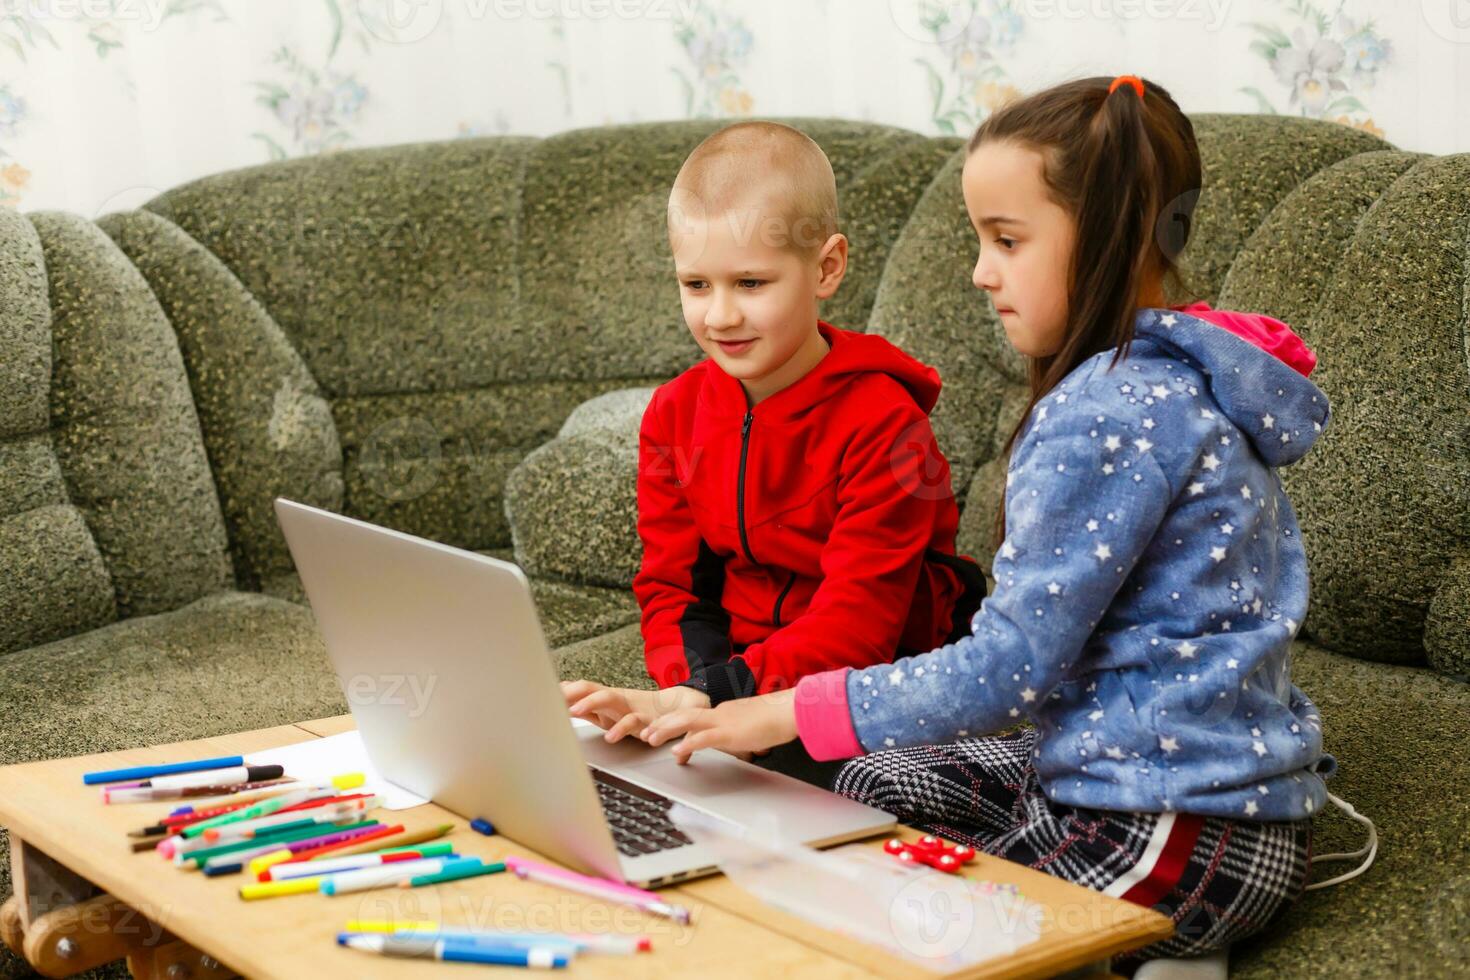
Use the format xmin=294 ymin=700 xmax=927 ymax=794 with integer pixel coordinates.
xmin=242 ymin=731 xmax=429 ymax=810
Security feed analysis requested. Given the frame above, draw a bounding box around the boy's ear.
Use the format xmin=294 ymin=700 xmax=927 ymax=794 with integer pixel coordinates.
xmin=814 ymin=233 xmax=848 ymax=300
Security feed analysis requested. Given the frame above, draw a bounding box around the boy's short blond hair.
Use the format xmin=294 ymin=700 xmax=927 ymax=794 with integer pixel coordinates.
xmin=669 ymin=121 xmax=840 ymax=258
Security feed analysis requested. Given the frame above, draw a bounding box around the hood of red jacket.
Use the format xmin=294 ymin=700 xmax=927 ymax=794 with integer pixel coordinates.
xmin=703 ymin=321 xmax=943 ymax=419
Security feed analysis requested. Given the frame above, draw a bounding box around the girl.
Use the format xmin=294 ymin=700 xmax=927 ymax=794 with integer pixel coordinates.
xmin=638 ymin=75 xmax=1375 ymax=972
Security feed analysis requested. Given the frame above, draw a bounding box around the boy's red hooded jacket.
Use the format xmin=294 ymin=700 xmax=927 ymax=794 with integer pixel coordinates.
xmin=633 ymin=320 xmax=983 ymax=705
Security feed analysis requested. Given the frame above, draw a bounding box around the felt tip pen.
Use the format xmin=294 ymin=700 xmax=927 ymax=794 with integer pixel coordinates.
xmin=123 ymin=765 xmax=285 ymax=793
xmin=352 ymin=924 xmax=650 ymax=955
xmin=320 ymin=857 xmax=485 ymax=896
xmin=400 ymin=860 xmax=506 ymax=887
xmin=83 ymin=755 xmax=243 ymax=785
xmin=308 ymin=822 xmax=453 ymax=859
xmin=200 ymin=798 xmax=381 ymax=843
xmin=338 ymin=934 xmax=570 ymax=969
xmin=279 ymin=822 xmax=407 ymax=863
xmin=230 ymin=824 xmax=400 ymax=874
xmin=182 ymin=776 xmax=364 ymax=837
xmin=184 ymin=822 xmax=381 ymax=869
xmin=106 ymin=778 xmax=295 ymax=804
xmin=506 ymin=857 xmax=692 ymax=924
xmin=163 ymin=817 xmax=348 ymax=862
xmin=173 ymin=775 xmax=362 ymax=818
xmin=263 ymin=843 xmax=454 ymax=881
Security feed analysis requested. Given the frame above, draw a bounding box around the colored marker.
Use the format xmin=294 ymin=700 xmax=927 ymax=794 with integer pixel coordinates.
xmin=401 ymin=860 xmax=506 ymax=887
xmin=105 ymin=778 xmax=294 ymax=804
xmin=240 ymin=877 xmax=326 ymax=901
xmin=84 ymin=755 xmax=244 ymax=785
xmin=321 ymin=858 xmax=484 ymax=896
xmin=263 ymin=843 xmax=455 ymax=881
xmin=382 ymin=926 xmax=649 ymax=955
xmin=339 ymin=933 xmax=570 ymax=969
xmin=172 ymin=777 xmax=360 ymax=818
xmin=506 ymin=857 xmax=691 ymax=924
xmin=235 ymin=824 xmax=400 ymax=875
xmin=200 ymin=798 xmax=380 ymax=843
xmin=308 ymin=823 xmax=453 ymax=860
xmin=105 ymin=765 xmax=284 ymax=795
xmin=470 ymin=817 xmax=495 ymax=835
xmin=184 ymin=822 xmax=380 ymax=869
xmin=182 ymin=776 xmax=363 ymax=837
xmin=283 ymin=822 xmax=408 ymax=862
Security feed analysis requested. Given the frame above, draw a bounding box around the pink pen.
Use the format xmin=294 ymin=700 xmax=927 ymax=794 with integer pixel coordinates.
xmin=505 ymin=857 xmax=692 ymax=924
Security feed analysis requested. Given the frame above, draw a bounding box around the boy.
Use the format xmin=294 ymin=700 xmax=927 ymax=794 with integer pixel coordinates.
xmin=564 ymin=121 xmax=984 ymax=745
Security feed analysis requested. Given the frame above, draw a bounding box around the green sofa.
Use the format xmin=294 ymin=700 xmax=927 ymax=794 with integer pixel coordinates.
xmin=1 ymin=114 xmax=1466 ymax=978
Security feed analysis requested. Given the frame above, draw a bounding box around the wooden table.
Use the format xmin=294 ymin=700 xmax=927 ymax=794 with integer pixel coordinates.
xmin=0 ymin=716 xmax=1171 ymax=979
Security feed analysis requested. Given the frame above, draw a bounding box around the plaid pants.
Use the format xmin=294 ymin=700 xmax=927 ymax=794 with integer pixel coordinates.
xmin=833 ymin=728 xmax=1312 ymax=961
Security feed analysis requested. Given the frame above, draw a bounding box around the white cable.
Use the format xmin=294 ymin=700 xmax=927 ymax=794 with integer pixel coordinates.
xmin=1304 ymin=792 xmax=1378 ymax=891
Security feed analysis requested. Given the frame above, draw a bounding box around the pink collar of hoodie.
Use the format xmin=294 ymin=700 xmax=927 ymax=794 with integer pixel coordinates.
xmin=1169 ymin=302 xmax=1317 ymax=377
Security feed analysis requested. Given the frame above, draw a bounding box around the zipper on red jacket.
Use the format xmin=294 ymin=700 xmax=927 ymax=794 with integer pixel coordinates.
xmin=737 ymin=409 xmax=756 ymax=564
xmin=772 ymin=570 xmax=797 ymax=627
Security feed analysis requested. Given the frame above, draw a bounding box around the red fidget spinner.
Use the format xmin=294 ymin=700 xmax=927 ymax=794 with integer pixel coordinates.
xmin=883 ymin=834 xmax=976 ymax=874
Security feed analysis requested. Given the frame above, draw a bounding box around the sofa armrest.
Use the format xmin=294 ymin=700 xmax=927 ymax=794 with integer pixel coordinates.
xmin=503 ymin=387 xmax=654 ymax=588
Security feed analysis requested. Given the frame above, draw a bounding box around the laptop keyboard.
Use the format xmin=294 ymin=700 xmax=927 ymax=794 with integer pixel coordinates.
xmin=592 ymin=769 xmax=693 ymax=857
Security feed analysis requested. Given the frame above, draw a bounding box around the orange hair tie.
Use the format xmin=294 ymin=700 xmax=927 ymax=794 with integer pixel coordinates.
xmin=1108 ymin=74 xmax=1145 ymax=99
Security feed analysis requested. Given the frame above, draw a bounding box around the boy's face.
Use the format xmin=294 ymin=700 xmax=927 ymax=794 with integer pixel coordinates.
xmin=670 ymin=202 xmax=846 ymax=401
xmin=962 ymin=140 xmax=1076 ymax=358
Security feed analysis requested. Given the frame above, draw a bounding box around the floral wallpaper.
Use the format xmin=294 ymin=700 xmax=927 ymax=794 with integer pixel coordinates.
xmin=0 ymin=0 xmax=1458 ymax=214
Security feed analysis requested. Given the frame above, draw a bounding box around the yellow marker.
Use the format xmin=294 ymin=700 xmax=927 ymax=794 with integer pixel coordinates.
xmin=247 ymin=849 xmax=297 ymax=877
xmin=239 ymin=877 xmax=324 ymax=900
xmin=344 ymin=919 xmax=439 ymax=933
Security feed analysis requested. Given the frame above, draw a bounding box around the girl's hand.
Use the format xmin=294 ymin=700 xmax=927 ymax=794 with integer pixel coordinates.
xmin=641 ymin=689 xmax=799 ymax=764
xmin=561 ymin=681 xmax=711 ymax=742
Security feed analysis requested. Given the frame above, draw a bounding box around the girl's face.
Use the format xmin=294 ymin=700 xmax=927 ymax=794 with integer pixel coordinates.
xmin=961 ymin=140 xmax=1076 ymax=358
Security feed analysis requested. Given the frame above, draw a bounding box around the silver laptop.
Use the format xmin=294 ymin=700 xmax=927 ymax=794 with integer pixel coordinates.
xmin=273 ymin=498 xmax=895 ymax=887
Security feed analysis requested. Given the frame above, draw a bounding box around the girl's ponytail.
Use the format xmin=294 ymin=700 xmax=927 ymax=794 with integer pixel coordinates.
xmin=970 ymin=75 xmax=1202 ymax=548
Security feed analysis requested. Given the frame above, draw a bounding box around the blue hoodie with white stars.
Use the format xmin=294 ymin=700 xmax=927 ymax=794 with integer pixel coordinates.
xmin=794 ymin=306 xmax=1335 ymax=822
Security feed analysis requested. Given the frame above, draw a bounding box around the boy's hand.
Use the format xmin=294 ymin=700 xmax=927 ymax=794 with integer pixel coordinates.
xmin=640 ymin=689 xmax=799 ymax=764
xmin=561 ymin=680 xmax=710 ymax=743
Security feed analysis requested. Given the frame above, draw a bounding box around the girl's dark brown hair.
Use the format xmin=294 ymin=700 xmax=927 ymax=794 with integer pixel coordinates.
xmin=972 ymin=75 xmax=1203 ymax=548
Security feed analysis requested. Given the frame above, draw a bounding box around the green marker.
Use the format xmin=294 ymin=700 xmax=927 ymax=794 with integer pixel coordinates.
xmin=402 ymin=860 xmax=507 ymax=888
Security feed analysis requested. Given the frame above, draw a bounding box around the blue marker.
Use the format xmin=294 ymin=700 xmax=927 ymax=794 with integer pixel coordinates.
xmin=339 ymin=933 xmax=571 ymax=968
xmin=83 ymin=755 xmax=244 ymax=785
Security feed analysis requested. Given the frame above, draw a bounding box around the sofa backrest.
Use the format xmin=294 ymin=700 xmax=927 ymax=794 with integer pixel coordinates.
xmin=0 ymin=208 xmax=234 ymax=655
xmin=127 ymin=120 xmax=954 ymax=580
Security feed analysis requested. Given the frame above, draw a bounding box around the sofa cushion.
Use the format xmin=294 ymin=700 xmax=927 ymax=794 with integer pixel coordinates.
xmin=551 ymin=623 xmax=654 ymax=691
xmin=504 ymin=387 xmax=652 ymax=588
xmin=0 ymin=208 xmax=116 ymax=654
xmin=29 ymin=211 xmax=235 ymax=619
xmin=99 ymin=209 xmax=344 ymax=591
xmin=1230 ymin=641 xmax=1470 ymax=977
xmin=330 ymin=379 xmax=624 ymax=551
xmin=1219 ymin=152 xmax=1470 ymax=672
xmin=140 ymin=139 xmax=631 ymax=554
